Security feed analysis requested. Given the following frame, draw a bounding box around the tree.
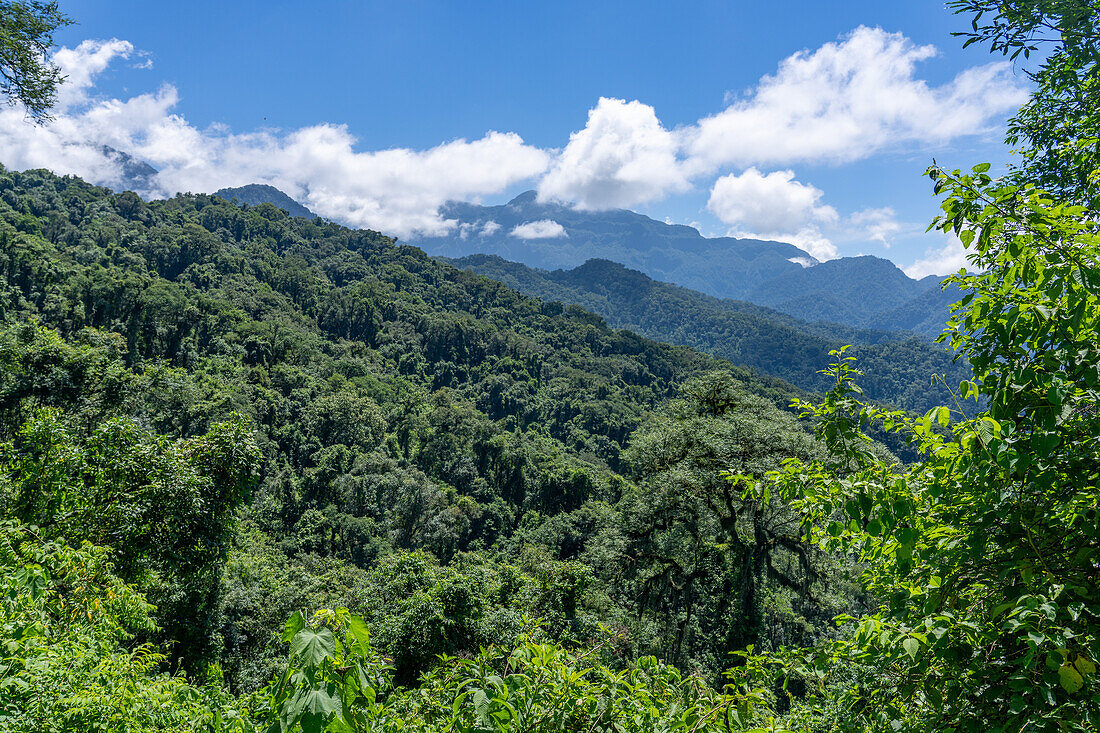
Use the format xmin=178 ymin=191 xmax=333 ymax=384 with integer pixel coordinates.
xmin=950 ymin=0 xmax=1100 ymax=205
xmin=743 ymin=137 xmax=1100 ymax=733
xmin=622 ymin=371 xmax=841 ymax=677
xmin=0 ymin=1 xmax=72 ymax=122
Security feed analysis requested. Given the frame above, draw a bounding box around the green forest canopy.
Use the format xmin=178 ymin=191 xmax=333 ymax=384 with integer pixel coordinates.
xmin=0 ymin=1 xmax=1098 ymax=731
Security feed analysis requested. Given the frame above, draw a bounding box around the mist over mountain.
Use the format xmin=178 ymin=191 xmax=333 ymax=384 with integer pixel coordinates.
xmin=409 ymin=191 xmax=953 ymax=334
xmin=100 ymin=146 xmax=159 ymax=193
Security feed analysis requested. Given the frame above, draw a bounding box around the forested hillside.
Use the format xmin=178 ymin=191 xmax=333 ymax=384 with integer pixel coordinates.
xmin=450 ymin=254 xmax=969 ymax=414
xmin=2 ymin=0 xmax=1098 ymax=730
xmin=0 ymin=167 xmax=859 ymax=720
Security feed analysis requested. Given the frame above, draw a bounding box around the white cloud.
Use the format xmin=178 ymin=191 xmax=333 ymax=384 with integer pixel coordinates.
xmin=51 ymin=39 xmax=135 ymax=108
xmin=537 ymin=97 xmax=689 ymax=209
xmin=903 ymin=235 xmax=970 ymax=278
xmin=706 ymin=169 xmax=839 ymax=261
xmin=0 ymin=29 xmax=1029 ymax=244
xmin=682 ymin=26 xmax=1028 ymax=173
xmin=706 ymin=167 xmax=837 ymax=233
xmin=458 ymin=219 xmax=503 ymax=239
xmin=0 ymin=40 xmax=550 ymax=238
xmin=848 ymin=206 xmax=902 ymax=247
xmin=511 ymin=219 xmax=567 ymax=239
xmin=778 ymin=227 xmax=838 ymax=262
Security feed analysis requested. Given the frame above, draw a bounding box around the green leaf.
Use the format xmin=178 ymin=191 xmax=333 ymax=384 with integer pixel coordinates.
xmin=345 ymin=614 xmax=371 ymax=652
xmin=866 ymin=518 xmax=883 ymax=537
xmin=282 ymin=611 xmax=306 ymax=644
xmin=1075 ymin=656 xmax=1097 ymax=677
xmin=1059 ymin=663 xmax=1084 ymax=694
xmin=291 ymin=628 xmax=336 ymax=669
xmin=902 ymin=638 xmax=920 ymax=660
xmin=290 ymin=684 xmax=341 ymax=733
xmin=472 ymin=689 xmax=490 ymax=725
xmin=934 ymin=406 xmax=950 ymax=427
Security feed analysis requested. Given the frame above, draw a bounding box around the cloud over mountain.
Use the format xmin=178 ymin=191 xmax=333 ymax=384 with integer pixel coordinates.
xmin=0 ymin=27 xmax=1026 ymax=267
xmin=537 ymin=97 xmax=690 ymax=210
xmin=511 ymin=219 xmax=568 ymax=239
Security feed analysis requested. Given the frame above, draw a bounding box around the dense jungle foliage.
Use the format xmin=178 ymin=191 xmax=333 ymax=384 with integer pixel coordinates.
xmin=1 ymin=0 xmax=1098 ymax=731
xmin=0 ymin=160 xmax=855 ymax=726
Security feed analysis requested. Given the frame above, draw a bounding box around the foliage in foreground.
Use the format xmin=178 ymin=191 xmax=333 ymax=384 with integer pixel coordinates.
xmin=737 ymin=163 xmax=1100 ymax=732
xmin=0 ymin=520 xmax=235 ymax=732
xmin=1 ymin=516 xmax=787 ymax=732
xmin=264 ymin=608 xmax=782 ymax=733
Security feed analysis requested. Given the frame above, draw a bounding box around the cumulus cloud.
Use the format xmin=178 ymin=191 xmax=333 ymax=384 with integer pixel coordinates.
xmin=705 ymin=170 xmax=915 ymax=260
xmin=682 ymin=25 xmax=1028 ymax=173
xmin=777 ymin=227 xmax=839 ymax=261
xmin=903 ymin=235 xmax=971 ymax=279
xmin=51 ymin=39 xmax=135 ymax=108
xmin=511 ymin=219 xmax=568 ymax=239
xmin=0 ymin=40 xmax=549 ymax=237
xmin=537 ymin=97 xmax=689 ymax=209
xmin=480 ymin=220 xmax=501 ymax=236
xmin=706 ymin=168 xmax=839 ymax=261
xmin=706 ymin=168 xmax=837 ymax=233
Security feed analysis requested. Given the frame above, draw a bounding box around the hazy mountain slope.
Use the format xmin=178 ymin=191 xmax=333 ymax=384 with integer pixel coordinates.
xmin=744 ymin=255 xmax=950 ymax=332
xmin=214 ymin=183 xmax=318 ymax=218
xmin=450 ymin=254 xmax=968 ymax=414
xmin=409 ymin=191 xmax=952 ymax=332
xmin=867 ymin=279 xmax=963 ymax=335
xmin=410 ymin=191 xmax=812 ymax=300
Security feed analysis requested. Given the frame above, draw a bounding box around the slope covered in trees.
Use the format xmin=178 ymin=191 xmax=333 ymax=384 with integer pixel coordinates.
xmin=2 ymin=0 xmax=1098 ymax=730
xmin=450 ymin=254 xmax=968 ymax=415
xmin=0 ymin=167 xmax=852 ymax=703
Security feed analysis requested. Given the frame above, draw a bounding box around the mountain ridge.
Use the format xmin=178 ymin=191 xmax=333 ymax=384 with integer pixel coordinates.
xmin=448 ymin=254 xmax=969 ymax=415
xmin=411 ymin=190 xmax=952 ymax=333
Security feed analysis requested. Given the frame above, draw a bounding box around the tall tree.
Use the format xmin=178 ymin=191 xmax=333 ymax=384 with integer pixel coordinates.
xmin=622 ymin=371 xmax=841 ymax=677
xmin=0 ymin=1 xmax=71 ymax=121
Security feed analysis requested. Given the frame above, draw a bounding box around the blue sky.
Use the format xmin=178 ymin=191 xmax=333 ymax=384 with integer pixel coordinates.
xmin=4 ymin=1 xmax=1033 ymax=276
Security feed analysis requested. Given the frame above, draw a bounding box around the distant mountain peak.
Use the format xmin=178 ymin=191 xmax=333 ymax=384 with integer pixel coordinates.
xmin=101 ymin=146 xmax=158 ymax=194
xmin=214 ymin=184 xmax=317 ymax=219
xmin=507 ymin=190 xmax=539 ymax=206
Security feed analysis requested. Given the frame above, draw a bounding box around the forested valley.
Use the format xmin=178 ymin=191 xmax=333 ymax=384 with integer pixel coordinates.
xmin=447 ymin=254 xmax=970 ymax=415
xmin=0 ymin=1 xmax=1098 ymax=732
